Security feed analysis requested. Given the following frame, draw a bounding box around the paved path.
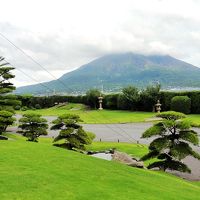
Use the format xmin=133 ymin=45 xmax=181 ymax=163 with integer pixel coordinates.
xmin=10 ymin=114 xmax=200 ymax=181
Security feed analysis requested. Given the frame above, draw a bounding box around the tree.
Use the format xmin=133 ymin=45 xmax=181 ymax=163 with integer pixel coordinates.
xmin=0 ymin=111 xmax=16 ymax=140
xmin=140 ymin=84 xmax=161 ymax=111
xmin=171 ymin=96 xmax=191 ymax=114
xmin=0 ymin=57 xmax=20 ymax=139
xmin=141 ymin=111 xmax=200 ymax=173
xmin=18 ymin=113 xmax=48 ymax=142
xmin=86 ymin=89 xmax=101 ymax=109
xmin=51 ymin=114 xmax=95 ymax=150
xmin=121 ymin=86 xmax=139 ymax=110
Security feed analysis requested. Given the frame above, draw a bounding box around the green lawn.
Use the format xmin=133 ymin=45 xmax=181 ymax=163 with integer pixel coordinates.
xmin=184 ymin=114 xmax=200 ymax=127
xmin=16 ymin=103 xmax=200 ymax=125
xmin=17 ymin=103 xmax=155 ymax=123
xmin=87 ymin=142 xmax=148 ymax=158
xmin=0 ymin=134 xmax=200 ymax=200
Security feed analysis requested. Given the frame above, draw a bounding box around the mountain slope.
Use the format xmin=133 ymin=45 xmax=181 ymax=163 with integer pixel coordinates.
xmin=15 ymin=53 xmax=200 ymax=95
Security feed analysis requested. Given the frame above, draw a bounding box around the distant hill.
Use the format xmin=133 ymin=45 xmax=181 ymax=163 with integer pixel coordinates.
xmin=15 ymin=53 xmax=200 ymax=95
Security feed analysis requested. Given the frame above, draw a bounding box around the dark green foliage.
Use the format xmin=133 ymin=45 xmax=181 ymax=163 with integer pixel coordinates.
xmin=141 ymin=111 xmax=200 ymax=173
xmin=21 ymin=106 xmax=28 ymax=111
xmin=171 ymin=96 xmax=191 ymax=114
xmin=139 ymin=84 xmax=160 ymax=111
xmin=103 ymin=94 xmax=119 ymax=109
xmin=0 ymin=57 xmax=20 ymax=139
xmin=16 ymin=88 xmax=200 ymax=113
xmin=160 ymin=90 xmax=200 ymax=114
xmin=85 ymin=89 xmax=101 ymax=109
xmin=0 ymin=110 xmax=15 ymax=134
xmin=51 ymin=114 xmax=95 ymax=150
xmin=147 ymin=160 xmax=191 ymax=173
xmin=14 ymin=105 xmax=21 ymax=110
xmin=0 ymin=57 xmax=15 ymax=94
xmin=0 ymin=135 xmax=8 ymax=140
xmin=120 ymin=86 xmax=140 ymax=110
xmin=35 ymin=104 xmax=41 ymax=109
xmin=18 ymin=113 xmax=48 ymax=142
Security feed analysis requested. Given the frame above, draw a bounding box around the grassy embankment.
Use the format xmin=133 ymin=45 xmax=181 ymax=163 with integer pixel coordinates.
xmin=0 ymin=133 xmax=200 ymax=200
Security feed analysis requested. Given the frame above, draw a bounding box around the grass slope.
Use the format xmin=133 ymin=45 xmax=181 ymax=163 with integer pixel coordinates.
xmin=0 ymin=135 xmax=200 ymax=200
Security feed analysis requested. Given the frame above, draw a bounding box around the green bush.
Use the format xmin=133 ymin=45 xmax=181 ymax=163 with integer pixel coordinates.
xmin=21 ymin=106 xmax=28 ymax=111
xmin=14 ymin=105 xmax=21 ymax=110
xmin=171 ymin=96 xmax=191 ymax=114
xmin=35 ymin=104 xmax=41 ymax=109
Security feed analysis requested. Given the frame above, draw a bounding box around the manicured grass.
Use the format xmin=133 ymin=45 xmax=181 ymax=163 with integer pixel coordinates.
xmin=184 ymin=114 xmax=200 ymax=127
xmin=16 ymin=103 xmax=200 ymax=125
xmin=0 ymin=134 xmax=200 ymax=200
xmin=87 ymin=142 xmax=156 ymax=166
xmin=17 ymin=103 xmax=155 ymax=123
xmin=87 ymin=142 xmax=148 ymax=158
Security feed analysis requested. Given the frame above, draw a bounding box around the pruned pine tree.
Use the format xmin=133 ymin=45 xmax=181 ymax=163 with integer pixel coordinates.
xmin=18 ymin=113 xmax=48 ymax=142
xmin=141 ymin=111 xmax=200 ymax=173
xmin=51 ymin=114 xmax=95 ymax=150
xmin=0 ymin=57 xmax=20 ymax=139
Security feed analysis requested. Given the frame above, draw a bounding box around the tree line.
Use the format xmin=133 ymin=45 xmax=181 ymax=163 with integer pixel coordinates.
xmin=16 ymin=85 xmax=200 ymax=114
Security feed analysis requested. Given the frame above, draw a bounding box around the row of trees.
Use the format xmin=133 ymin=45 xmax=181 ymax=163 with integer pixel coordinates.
xmin=18 ymin=113 xmax=94 ymax=150
xmin=17 ymin=84 xmax=161 ymax=112
xmin=0 ymin=57 xmax=94 ymax=150
xmin=16 ymin=86 xmax=200 ymax=114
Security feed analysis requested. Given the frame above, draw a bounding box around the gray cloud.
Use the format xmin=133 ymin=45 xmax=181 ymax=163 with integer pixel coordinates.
xmin=0 ymin=5 xmax=200 ymax=86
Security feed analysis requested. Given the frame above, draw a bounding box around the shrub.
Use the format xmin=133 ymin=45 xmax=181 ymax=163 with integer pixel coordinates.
xmin=121 ymin=86 xmax=140 ymax=110
xmin=85 ymin=89 xmax=101 ymax=109
xmin=35 ymin=104 xmax=41 ymax=109
xmin=0 ymin=110 xmax=16 ymax=135
xmin=171 ymin=96 xmax=191 ymax=114
xmin=18 ymin=113 xmax=48 ymax=142
xmin=51 ymin=114 xmax=94 ymax=150
xmin=14 ymin=105 xmax=21 ymax=110
xmin=21 ymin=106 xmax=28 ymax=111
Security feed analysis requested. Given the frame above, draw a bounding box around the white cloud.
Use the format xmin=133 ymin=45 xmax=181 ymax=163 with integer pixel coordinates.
xmin=0 ymin=0 xmax=200 ymax=86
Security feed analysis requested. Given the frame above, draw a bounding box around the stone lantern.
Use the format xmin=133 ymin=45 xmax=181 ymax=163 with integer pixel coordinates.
xmin=155 ymin=100 xmax=161 ymax=113
xmin=98 ymin=95 xmax=103 ymax=110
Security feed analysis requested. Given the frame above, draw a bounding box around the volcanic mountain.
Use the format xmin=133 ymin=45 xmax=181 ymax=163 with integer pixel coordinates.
xmin=15 ymin=53 xmax=200 ymax=95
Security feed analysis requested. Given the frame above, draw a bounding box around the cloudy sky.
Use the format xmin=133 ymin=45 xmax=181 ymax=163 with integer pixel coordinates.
xmin=0 ymin=0 xmax=200 ymax=87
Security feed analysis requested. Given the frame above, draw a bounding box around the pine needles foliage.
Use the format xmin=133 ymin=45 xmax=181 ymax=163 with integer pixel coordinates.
xmin=141 ymin=111 xmax=200 ymax=173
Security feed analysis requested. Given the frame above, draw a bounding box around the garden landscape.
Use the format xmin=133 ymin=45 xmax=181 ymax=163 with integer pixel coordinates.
xmin=1 ymin=1 xmax=200 ymax=199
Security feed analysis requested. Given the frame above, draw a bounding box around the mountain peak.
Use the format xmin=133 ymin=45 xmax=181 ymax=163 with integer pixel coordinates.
xmin=15 ymin=53 xmax=200 ymax=95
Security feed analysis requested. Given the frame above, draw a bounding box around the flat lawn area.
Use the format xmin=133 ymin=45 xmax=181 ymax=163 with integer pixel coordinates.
xmin=17 ymin=103 xmax=155 ymax=123
xmin=184 ymin=114 xmax=200 ymax=127
xmin=0 ymin=134 xmax=200 ymax=200
xmin=16 ymin=103 xmax=200 ymax=125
